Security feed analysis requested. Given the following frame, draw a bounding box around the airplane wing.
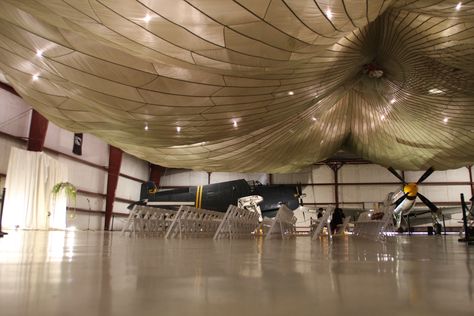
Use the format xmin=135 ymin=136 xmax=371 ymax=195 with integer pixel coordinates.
xmin=340 ymin=206 xmax=463 ymax=225
xmin=407 ymin=206 xmax=462 ymax=218
xmin=402 ymin=206 xmax=463 ymax=227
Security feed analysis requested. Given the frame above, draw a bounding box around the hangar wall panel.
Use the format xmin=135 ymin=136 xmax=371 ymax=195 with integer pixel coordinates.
xmin=211 ymin=172 xmax=269 ymax=185
xmin=160 ymin=169 xmax=270 ymax=187
xmin=0 ymin=89 xmax=31 ymax=138
xmin=44 ymin=123 xmax=109 ymax=167
xmin=121 ymin=155 xmax=148 ymax=182
xmin=311 ymin=166 xmax=334 ymax=183
xmin=339 ymin=184 xmax=400 ymax=205
xmin=160 ymin=169 xmax=209 ymax=186
xmin=271 ymin=167 xmax=313 ymax=184
xmin=416 ymin=185 xmax=471 ymax=203
xmin=302 ymin=185 xmax=335 ymax=205
xmin=405 ymin=168 xmax=469 ymax=183
xmin=339 ymin=165 xmax=399 ymax=183
xmin=0 ymin=90 xmax=149 ymax=230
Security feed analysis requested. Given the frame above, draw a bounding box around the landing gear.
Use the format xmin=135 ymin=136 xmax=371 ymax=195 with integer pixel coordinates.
xmin=434 ymin=223 xmax=442 ymax=235
xmin=431 ymin=211 xmax=443 ymax=235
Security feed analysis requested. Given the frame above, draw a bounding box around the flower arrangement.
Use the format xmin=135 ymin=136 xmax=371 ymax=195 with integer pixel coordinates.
xmin=52 ymin=182 xmax=77 ymax=218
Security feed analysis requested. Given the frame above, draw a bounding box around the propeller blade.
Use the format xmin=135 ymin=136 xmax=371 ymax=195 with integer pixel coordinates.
xmin=297 ymin=183 xmax=304 ymax=206
xmin=416 ymin=167 xmax=434 ymax=184
xmin=417 ymin=192 xmax=438 ymax=212
xmin=388 ymin=167 xmax=405 ymax=183
xmin=394 ymin=192 xmax=408 ymax=206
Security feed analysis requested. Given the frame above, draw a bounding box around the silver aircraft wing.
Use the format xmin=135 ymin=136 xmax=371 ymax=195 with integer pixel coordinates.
xmin=402 ymin=206 xmax=462 ymax=227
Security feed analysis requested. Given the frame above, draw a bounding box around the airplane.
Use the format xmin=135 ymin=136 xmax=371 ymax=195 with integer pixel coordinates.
xmin=314 ymin=167 xmax=466 ymax=235
xmin=375 ymin=167 xmax=463 ymax=234
xmin=134 ymin=179 xmax=303 ymax=219
xmin=133 ymin=168 xmax=466 ymax=235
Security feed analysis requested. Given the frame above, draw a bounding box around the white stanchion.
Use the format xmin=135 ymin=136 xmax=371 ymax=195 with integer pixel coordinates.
xmin=311 ymin=206 xmax=334 ymax=240
xmin=265 ymin=205 xmax=297 ymax=240
xmin=165 ymin=206 xmax=225 ymax=239
xmin=121 ymin=205 xmax=177 ymax=237
xmin=213 ymin=205 xmax=260 ymax=240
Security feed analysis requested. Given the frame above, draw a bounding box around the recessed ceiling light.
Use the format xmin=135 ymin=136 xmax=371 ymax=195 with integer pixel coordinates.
xmin=381 ymin=115 xmax=386 ymax=120
xmin=390 ymin=98 xmax=396 ymax=104
xmin=233 ymin=120 xmax=238 ymax=127
xmin=32 ymin=74 xmax=39 ymax=81
xmin=326 ymin=9 xmax=333 ymax=19
xmin=36 ymin=50 xmax=43 ymax=57
xmin=311 ymin=117 xmax=317 ymax=121
xmin=429 ymin=88 xmax=444 ymax=94
xmin=176 ymin=126 xmax=181 ymax=133
xmin=288 ymin=91 xmax=294 ymax=96
xmin=443 ymin=117 xmax=448 ymax=123
xmin=456 ymin=2 xmax=462 ymax=10
xmin=143 ymin=14 xmax=152 ymax=22
xmin=144 ymin=123 xmax=149 ymax=131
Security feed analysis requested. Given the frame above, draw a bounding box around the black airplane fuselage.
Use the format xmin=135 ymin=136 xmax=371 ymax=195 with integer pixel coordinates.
xmin=140 ymin=179 xmax=299 ymax=217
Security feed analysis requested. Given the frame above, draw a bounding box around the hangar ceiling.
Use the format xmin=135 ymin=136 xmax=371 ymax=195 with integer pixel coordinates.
xmin=0 ymin=0 xmax=472 ymax=172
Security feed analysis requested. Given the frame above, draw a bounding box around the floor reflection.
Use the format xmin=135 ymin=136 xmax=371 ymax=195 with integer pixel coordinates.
xmin=0 ymin=232 xmax=473 ymax=316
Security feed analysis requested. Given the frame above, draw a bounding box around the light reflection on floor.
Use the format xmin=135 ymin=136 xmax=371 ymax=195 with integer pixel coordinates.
xmin=0 ymin=231 xmax=473 ymax=316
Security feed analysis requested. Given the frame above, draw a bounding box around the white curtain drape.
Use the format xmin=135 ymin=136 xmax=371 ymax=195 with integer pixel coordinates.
xmin=3 ymin=148 xmax=68 ymax=230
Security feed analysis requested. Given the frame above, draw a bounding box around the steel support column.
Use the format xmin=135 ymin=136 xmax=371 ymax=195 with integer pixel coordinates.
xmin=327 ymin=162 xmax=345 ymax=208
xmin=468 ymin=165 xmax=474 ymax=198
xmin=149 ymin=164 xmax=164 ymax=187
xmin=104 ymin=146 xmax=122 ymax=231
xmin=27 ymin=109 xmax=48 ymax=152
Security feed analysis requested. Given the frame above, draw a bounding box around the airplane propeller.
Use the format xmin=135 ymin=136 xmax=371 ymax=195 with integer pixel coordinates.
xmin=394 ymin=192 xmax=409 ymax=206
xmin=388 ymin=166 xmax=406 ymax=184
xmin=416 ymin=167 xmax=435 ymax=185
xmin=388 ymin=167 xmax=439 ymax=213
xmin=295 ymin=182 xmax=305 ymax=206
xmin=417 ymin=192 xmax=438 ymax=212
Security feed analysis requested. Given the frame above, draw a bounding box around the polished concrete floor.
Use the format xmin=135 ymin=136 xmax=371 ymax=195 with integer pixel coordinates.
xmin=0 ymin=231 xmax=473 ymax=316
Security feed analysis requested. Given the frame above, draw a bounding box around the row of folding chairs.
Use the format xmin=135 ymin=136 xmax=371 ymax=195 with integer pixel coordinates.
xmin=265 ymin=205 xmax=297 ymax=239
xmin=213 ymin=205 xmax=260 ymax=239
xmin=121 ymin=205 xmax=177 ymax=236
xmin=165 ymin=205 xmax=225 ymax=238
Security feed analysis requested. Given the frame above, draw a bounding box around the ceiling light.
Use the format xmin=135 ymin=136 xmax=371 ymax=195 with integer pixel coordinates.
xmin=32 ymin=74 xmax=39 ymax=81
xmin=381 ymin=115 xmax=386 ymax=120
xmin=233 ymin=120 xmax=238 ymax=127
xmin=143 ymin=14 xmax=152 ymax=22
xmin=443 ymin=117 xmax=448 ymax=123
xmin=429 ymin=88 xmax=444 ymax=94
xmin=176 ymin=126 xmax=181 ymax=133
xmin=326 ymin=9 xmax=333 ymax=19
xmin=311 ymin=117 xmax=317 ymax=121
xmin=288 ymin=91 xmax=294 ymax=96
xmin=36 ymin=50 xmax=43 ymax=57
xmin=144 ymin=123 xmax=149 ymax=131
xmin=390 ymin=98 xmax=396 ymax=104
xmin=456 ymin=2 xmax=462 ymax=10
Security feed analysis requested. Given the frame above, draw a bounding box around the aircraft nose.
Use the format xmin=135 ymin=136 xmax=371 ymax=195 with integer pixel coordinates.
xmin=403 ymin=183 xmax=418 ymax=197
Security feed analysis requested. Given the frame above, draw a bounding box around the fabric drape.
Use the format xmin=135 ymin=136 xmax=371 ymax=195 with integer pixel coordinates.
xmin=3 ymin=148 xmax=68 ymax=230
